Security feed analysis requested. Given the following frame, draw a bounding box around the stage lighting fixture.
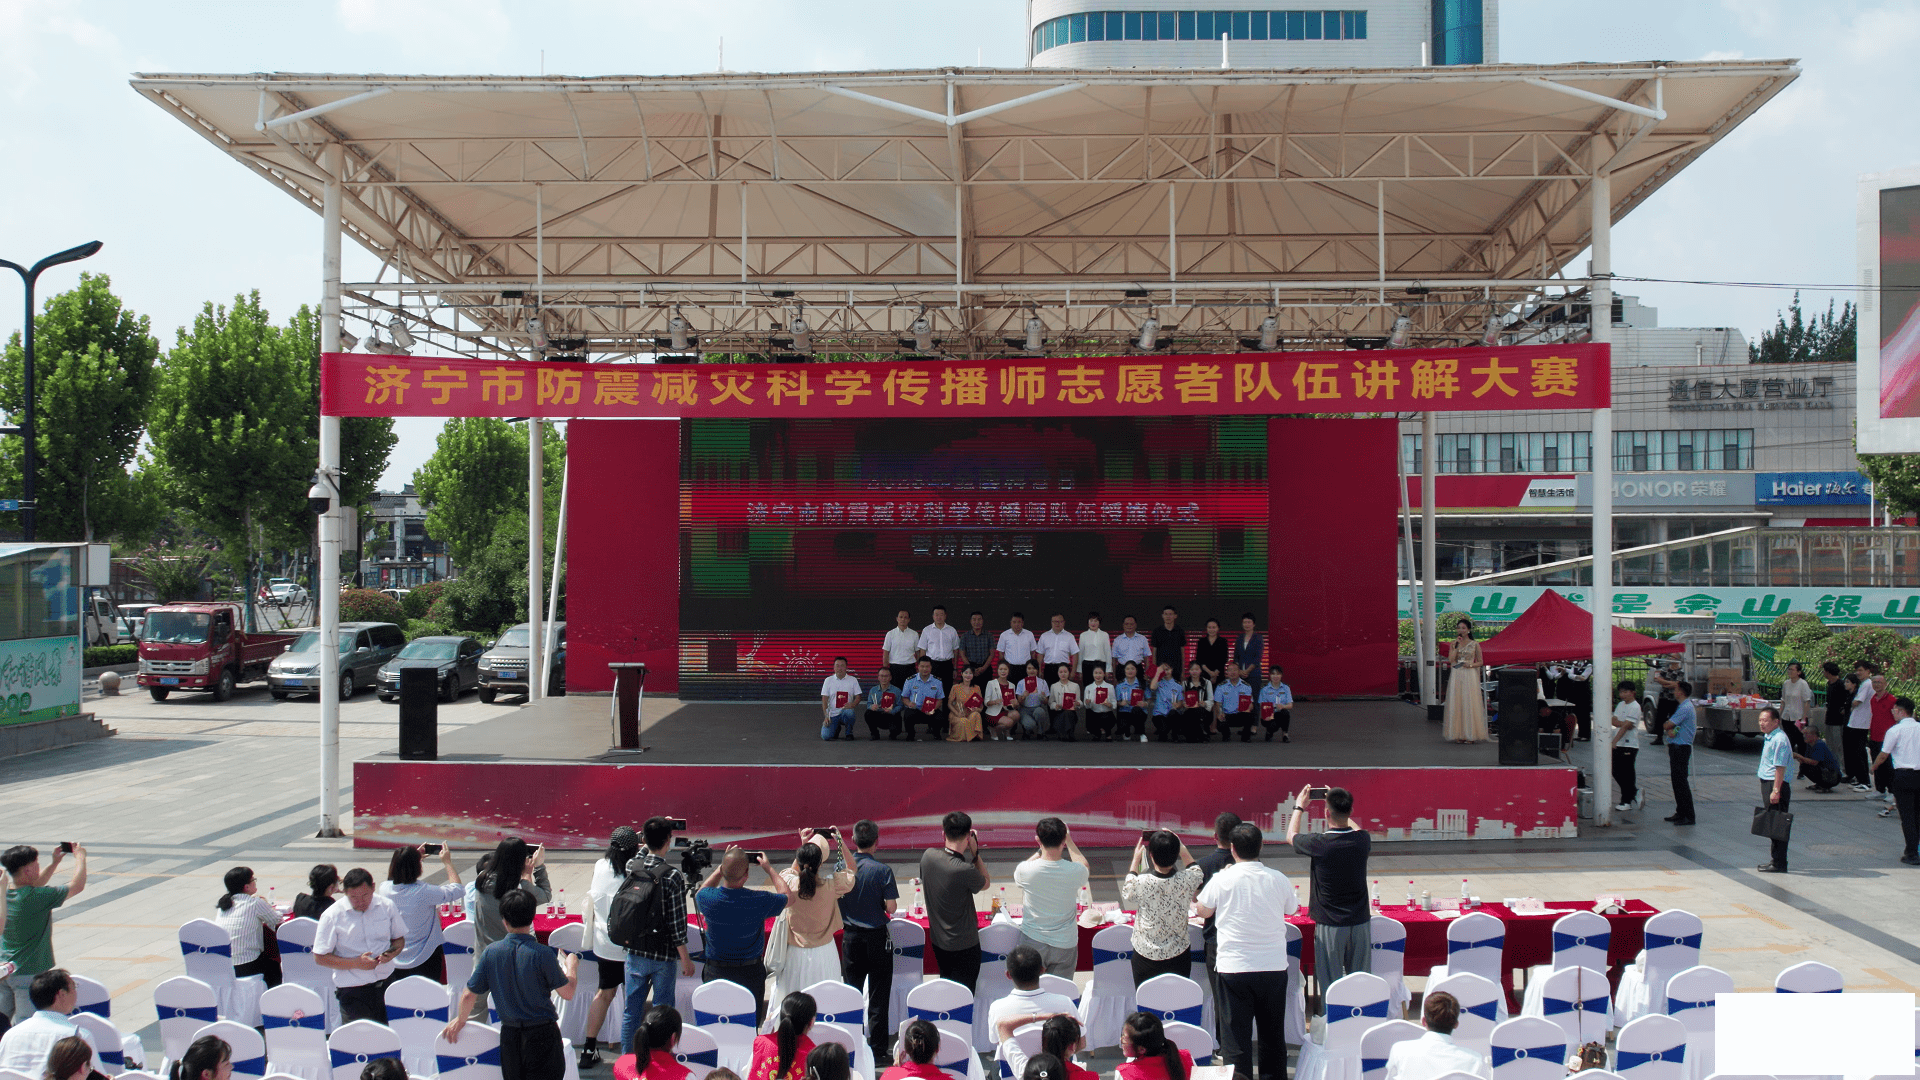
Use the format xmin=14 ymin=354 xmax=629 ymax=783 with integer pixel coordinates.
xmin=1257 ymin=314 xmax=1278 ymax=352
xmin=668 ymin=311 xmax=695 ymax=352
xmin=1135 ymin=313 xmax=1161 ymax=351
xmin=788 ymin=311 xmax=813 ymax=356
xmin=909 ymin=311 xmax=935 ymax=353
xmin=1481 ymin=312 xmax=1503 ymax=347
xmin=388 ymin=316 xmax=415 ymax=351
xmin=1388 ymin=313 xmax=1412 ymax=348
xmin=338 ymin=326 xmax=358 ymax=350
xmin=526 ymin=315 xmax=549 ymax=353
xmin=1024 ymin=314 xmax=1045 ymax=354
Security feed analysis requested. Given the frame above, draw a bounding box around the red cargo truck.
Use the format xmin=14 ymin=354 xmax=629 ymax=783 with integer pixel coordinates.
xmin=135 ymin=602 xmax=299 ymax=702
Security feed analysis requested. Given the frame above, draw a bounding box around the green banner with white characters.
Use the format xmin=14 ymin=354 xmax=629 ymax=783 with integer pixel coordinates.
xmin=1398 ymin=585 xmax=1920 ymax=625
xmin=0 ymin=635 xmax=82 ymax=726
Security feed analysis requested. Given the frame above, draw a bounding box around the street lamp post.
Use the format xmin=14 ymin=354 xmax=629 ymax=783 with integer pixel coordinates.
xmin=0 ymin=241 xmax=104 ymax=541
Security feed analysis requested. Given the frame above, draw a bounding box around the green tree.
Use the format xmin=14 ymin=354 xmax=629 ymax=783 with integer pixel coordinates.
xmin=1749 ymin=292 xmax=1856 ymax=364
xmin=414 ymin=418 xmax=528 ymax=568
xmin=286 ymin=304 xmax=395 ymax=509
xmin=1858 ymin=452 xmax=1920 ymax=516
xmin=0 ymin=273 xmax=160 ymax=542
xmin=148 ymin=292 xmax=314 ymax=624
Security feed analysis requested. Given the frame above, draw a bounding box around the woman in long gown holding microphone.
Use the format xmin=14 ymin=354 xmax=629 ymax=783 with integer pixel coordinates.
xmin=1443 ymin=619 xmax=1489 ymax=743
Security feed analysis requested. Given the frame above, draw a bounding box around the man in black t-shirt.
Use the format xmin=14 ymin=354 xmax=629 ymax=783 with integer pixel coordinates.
xmin=1286 ymin=785 xmax=1372 ymax=997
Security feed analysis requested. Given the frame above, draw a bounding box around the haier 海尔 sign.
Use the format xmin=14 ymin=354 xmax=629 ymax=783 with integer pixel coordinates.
xmin=1756 ymin=472 xmax=1874 ymax=505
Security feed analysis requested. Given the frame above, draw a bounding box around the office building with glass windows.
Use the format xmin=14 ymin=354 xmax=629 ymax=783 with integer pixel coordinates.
xmin=1029 ymin=0 xmax=1496 ymax=68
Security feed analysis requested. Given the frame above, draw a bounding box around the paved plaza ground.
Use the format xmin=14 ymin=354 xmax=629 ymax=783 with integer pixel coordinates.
xmin=2 ymin=681 xmax=1915 ymax=1056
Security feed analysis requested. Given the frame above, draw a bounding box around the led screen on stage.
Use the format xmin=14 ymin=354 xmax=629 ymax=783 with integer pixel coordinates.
xmin=680 ymin=416 xmax=1268 ymax=699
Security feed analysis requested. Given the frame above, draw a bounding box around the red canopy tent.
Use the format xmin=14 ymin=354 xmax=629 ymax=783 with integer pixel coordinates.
xmin=1443 ymin=589 xmax=1684 ymax=667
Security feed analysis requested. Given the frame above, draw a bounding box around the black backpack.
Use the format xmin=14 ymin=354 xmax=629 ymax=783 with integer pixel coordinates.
xmin=606 ymin=858 xmax=674 ymax=952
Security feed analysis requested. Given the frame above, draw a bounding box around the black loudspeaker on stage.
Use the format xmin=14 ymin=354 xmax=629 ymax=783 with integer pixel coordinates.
xmin=1496 ymin=667 xmax=1538 ymax=766
xmin=398 ymin=667 xmax=438 ymax=760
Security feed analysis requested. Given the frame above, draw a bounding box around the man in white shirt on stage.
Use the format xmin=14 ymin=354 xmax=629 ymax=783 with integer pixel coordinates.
xmin=917 ymin=606 xmax=960 ymax=694
xmin=1038 ymin=613 xmax=1079 ymax=687
xmin=992 ymin=613 xmax=1039 ymax=678
xmin=883 ymin=610 xmax=920 ymax=692
xmin=1078 ymin=612 xmax=1112 ymax=691
xmin=820 ymin=657 xmax=862 ymax=741
xmin=1384 ymin=992 xmax=1491 ymax=1080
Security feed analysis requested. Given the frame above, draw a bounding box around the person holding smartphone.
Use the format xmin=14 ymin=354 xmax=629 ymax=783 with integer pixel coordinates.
xmin=918 ymin=813 xmax=991 ymax=992
xmin=695 ymin=848 xmax=793 ymax=1026
xmin=1120 ymin=830 xmax=1202 ymax=986
xmin=1285 ymin=784 xmax=1371 ymax=988
xmin=379 ymin=842 xmax=463 ymax=985
xmin=468 ymin=838 xmax=550 ymax=1018
xmin=0 ymin=843 xmax=84 ymax=1022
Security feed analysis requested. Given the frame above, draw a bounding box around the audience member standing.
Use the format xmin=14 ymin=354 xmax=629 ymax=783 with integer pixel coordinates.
xmin=918 ymin=607 xmax=960 ymax=694
xmin=1779 ymin=662 xmax=1813 ymax=733
xmin=1150 ymin=608 xmax=1187 ymax=675
xmin=1383 ymin=992 xmax=1490 ymax=1080
xmin=1610 ymin=683 xmax=1643 ymax=812
xmin=883 ymin=612 xmax=921 ymax=692
xmin=768 ymin=830 xmax=857 ymax=1010
xmin=1013 ymin=819 xmax=1089 ymax=978
xmin=1079 ymin=614 xmax=1112 ymax=690
xmin=1845 ymin=662 xmax=1878 ymax=789
xmin=1285 ymin=786 xmax=1371 ymax=988
xmin=1195 ymin=814 xmax=1240 ymax=1066
xmin=694 ymin=849 xmax=792 ymax=1025
xmin=581 ymin=828 xmax=640 ymax=1068
xmin=1195 ymin=823 xmax=1297 ymax=1080
xmin=1821 ymin=661 xmax=1851 ymax=756
xmin=1871 ymin=697 xmax=1920 ymax=865
xmin=820 ymin=658 xmax=861 ymax=742
xmin=474 ymin=839 xmax=551 ymax=959
xmin=0 ymin=844 xmax=85 ymax=1022
xmin=838 ymin=820 xmax=898 ymax=1063
xmin=294 ymin=864 xmax=338 ymax=920
xmin=213 ymin=866 xmax=285 ymax=987
xmin=380 ymin=844 xmax=464 ymax=985
xmin=919 ymin=813 xmax=990 ymax=991
xmin=1869 ymin=673 xmax=1898 ymax=805
xmin=621 ymin=819 xmax=695 ymax=1052
xmin=1663 ymin=682 xmax=1698 ymax=827
xmin=959 ymin=613 xmax=996 ymax=688
xmin=1755 ymin=708 xmax=1795 ymax=874
xmin=0 ymin=971 xmax=91 ymax=1072
xmin=444 ymin=888 xmax=577 ymax=1080
xmin=992 ymin=614 xmax=1039 ymax=680
xmin=1120 ymin=832 xmax=1202 ymax=986
xmin=313 ymin=868 xmax=406 ymax=1023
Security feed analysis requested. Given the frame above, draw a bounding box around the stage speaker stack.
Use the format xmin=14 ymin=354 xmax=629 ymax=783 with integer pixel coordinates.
xmin=1495 ymin=667 xmax=1538 ymax=766
xmin=398 ymin=667 xmax=438 ymax=760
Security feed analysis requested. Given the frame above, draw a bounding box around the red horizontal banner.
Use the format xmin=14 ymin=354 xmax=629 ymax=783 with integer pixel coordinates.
xmin=322 ymin=344 xmax=1609 ymax=418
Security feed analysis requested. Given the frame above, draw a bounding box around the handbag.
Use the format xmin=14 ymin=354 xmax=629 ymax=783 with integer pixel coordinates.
xmin=1750 ymin=805 xmax=1793 ymax=842
xmin=762 ymin=908 xmax=791 ymax=976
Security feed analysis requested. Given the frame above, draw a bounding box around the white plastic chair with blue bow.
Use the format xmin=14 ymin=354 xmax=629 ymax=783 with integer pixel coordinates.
xmin=325 ymin=1019 xmax=403 ymax=1080
xmin=1425 ymin=911 xmax=1506 ymax=988
xmin=179 ymin=919 xmax=264 ymax=1027
xmin=442 ymin=920 xmax=478 ymax=999
xmin=933 ymin=1028 xmax=984 ymax=1080
xmin=1186 ymin=925 xmax=1215 ymax=1033
xmin=69 ymin=975 xmax=112 ymax=1021
xmin=154 ymin=976 xmax=220 ymax=1072
xmin=1366 ymin=916 xmax=1411 ymax=1018
xmin=1614 ymin=910 xmax=1702 ymax=1024
xmin=1613 ymin=1014 xmax=1688 ymax=1080
xmin=1356 ymin=1018 xmax=1423 ymax=1080
xmin=675 ymin=923 xmax=706 ymax=1016
xmin=274 ymin=918 xmax=339 ymax=1032
xmin=1523 ymin=965 xmax=1611 ymax=1048
xmin=1661 ymin=964 xmax=1731 ymax=1080
xmin=672 ymin=1025 xmax=723 ymax=1080
xmin=1425 ymin=972 xmax=1505 ymax=1058
xmin=1294 ymin=971 xmax=1392 ymax=1080
xmin=1162 ymin=1021 xmax=1215 ymax=1066
xmin=1773 ymin=960 xmax=1843 ymax=995
xmin=1284 ymin=922 xmax=1306 ymax=1045
xmin=807 ymin=980 xmax=871 ymax=1039
xmin=1134 ymin=974 xmax=1205 ymax=1029
xmin=1077 ymin=925 xmax=1134 ymax=1050
xmin=884 ymin=919 xmax=928 ymax=1043
xmin=260 ymin=983 xmax=330 ymax=1080
xmin=68 ymin=1012 xmax=127 ymax=1076
xmin=906 ymin=977 xmax=977 ymax=1047
xmin=691 ymin=978 xmax=759 ymax=1074
xmin=973 ymin=922 xmax=1022 ymax=1050
xmin=811 ymin=1021 xmax=877 ymax=1080
xmin=434 ymin=1022 xmax=503 ymax=1080
xmin=1521 ymin=912 xmax=1610 ymax=1018
xmin=548 ymin=924 xmax=620 ymax=1048
xmin=1487 ymin=1016 xmax=1566 ymax=1080
xmin=194 ymin=1020 xmax=269 ymax=1079
xmin=385 ymin=974 xmax=454 ymax=1076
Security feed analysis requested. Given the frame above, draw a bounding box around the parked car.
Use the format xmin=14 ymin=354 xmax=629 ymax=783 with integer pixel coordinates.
xmin=265 ymin=621 xmax=406 ymax=700
xmin=377 ymin=635 xmax=484 ymax=702
xmin=379 ymin=587 xmax=412 ymax=602
xmin=478 ymin=622 xmax=565 ymax=703
xmin=268 ymin=582 xmax=310 ymax=605
xmin=117 ymin=602 xmax=162 ymax=641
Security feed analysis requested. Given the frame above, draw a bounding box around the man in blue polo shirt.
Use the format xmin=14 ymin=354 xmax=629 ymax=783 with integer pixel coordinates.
xmin=1663 ymin=681 xmax=1698 ymax=826
xmin=901 ymin=658 xmax=946 ymax=742
xmin=1214 ymin=662 xmax=1255 ymax=743
xmin=837 ymin=820 xmax=899 ymax=1063
xmin=444 ymin=889 xmax=576 ymax=1080
xmin=694 ymin=848 xmax=791 ymax=1024
xmin=1755 ymin=708 xmax=1796 ymax=873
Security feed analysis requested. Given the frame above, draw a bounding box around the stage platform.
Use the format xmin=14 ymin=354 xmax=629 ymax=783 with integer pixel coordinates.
xmin=354 ymin=696 xmax=1580 ymax=849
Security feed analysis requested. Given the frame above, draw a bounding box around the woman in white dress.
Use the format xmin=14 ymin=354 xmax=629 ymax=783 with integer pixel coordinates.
xmin=765 ymin=828 xmax=856 ymax=1025
xmin=1442 ymin=620 xmax=1489 ymax=743
xmin=1779 ymin=662 xmax=1814 ymax=733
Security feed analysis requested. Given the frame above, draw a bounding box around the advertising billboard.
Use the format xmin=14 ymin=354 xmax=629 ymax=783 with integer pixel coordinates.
xmin=1857 ymin=170 xmax=1920 ymax=452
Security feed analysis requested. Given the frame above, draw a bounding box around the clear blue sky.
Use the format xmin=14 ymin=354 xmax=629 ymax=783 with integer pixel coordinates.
xmin=1 ymin=0 xmax=1914 ymax=488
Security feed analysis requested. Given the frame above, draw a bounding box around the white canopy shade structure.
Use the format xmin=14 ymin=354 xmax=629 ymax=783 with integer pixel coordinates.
xmin=132 ymin=59 xmax=1796 ymax=834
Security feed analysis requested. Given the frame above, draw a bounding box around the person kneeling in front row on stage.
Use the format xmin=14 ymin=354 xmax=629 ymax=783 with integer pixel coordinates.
xmin=984 ymin=661 xmax=1019 ymax=742
xmin=1017 ymin=661 xmax=1050 ymax=740
xmin=1084 ymin=664 xmax=1117 ymax=741
xmin=1048 ymin=665 xmax=1083 ymax=742
xmin=1259 ymin=666 xmax=1294 ymax=743
xmin=1149 ymin=662 xmax=1180 ymax=742
xmin=946 ymin=668 xmax=985 ymax=743
xmin=902 ymin=658 xmax=946 ymax=742
xmin=1214 ymin=662 xmax=1256 ymax=743
xmin=863 ymin=668 xmax=904 ymax=741
xmin=1114 ymin=661 xmax=1149 ymax=743
xmin=819 ymin=658 xmax=861 ymax=742
xmin=1175 ymin=662 xmax=1214 ymax=743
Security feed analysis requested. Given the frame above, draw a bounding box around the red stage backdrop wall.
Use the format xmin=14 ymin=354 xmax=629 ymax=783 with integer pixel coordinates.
xmin=567 ymin=419 xmax=680 ymax=694
xmin=1270 ymin=417 xmax=1399 ymax=695
xmin=354 ymin=760 xmax=1578 ymax=849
